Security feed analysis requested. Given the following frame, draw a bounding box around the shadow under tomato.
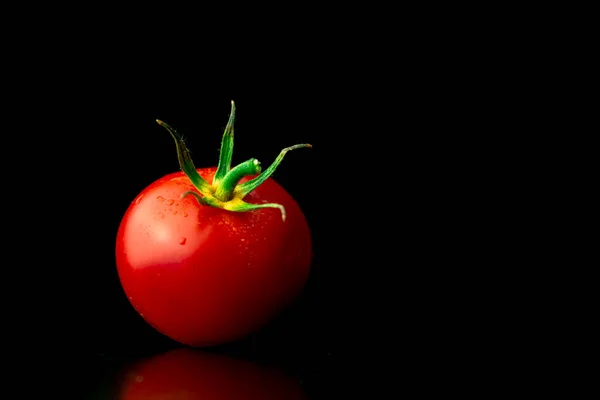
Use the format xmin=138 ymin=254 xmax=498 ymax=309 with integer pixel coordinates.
xmin=105 ymin=347 xmax=308 ymax=399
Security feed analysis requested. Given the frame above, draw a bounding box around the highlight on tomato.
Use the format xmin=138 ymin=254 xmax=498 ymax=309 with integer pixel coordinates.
xmin=115 ymin=101 xmax=313 ymax=347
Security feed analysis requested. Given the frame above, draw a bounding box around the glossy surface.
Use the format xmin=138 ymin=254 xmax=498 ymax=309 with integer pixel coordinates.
xmin=115 ymin=348 xmax=307 ymax=399
xmin=115 ymin=167 xmax=312 ymax=347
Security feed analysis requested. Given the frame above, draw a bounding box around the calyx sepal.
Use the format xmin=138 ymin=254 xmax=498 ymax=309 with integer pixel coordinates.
xmin=156 ymin=101 xmax=310 ymax=221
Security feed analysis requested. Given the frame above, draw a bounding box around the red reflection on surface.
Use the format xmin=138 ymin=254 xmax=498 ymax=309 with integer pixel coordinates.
xmin=118 ymin=348 xmax=306 ymax=399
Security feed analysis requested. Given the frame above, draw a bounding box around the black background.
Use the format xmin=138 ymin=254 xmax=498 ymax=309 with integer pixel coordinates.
xmin=4 ymin=5 xmax=589 ymax=398
xmin=2 ymin=10 xmax=508 ymax=398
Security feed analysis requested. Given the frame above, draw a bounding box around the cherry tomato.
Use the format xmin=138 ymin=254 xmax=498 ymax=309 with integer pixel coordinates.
xmin=115 ymin=101 xmax=312 ymax=347
xmin=117 ymin=348 xmax=307 ymax=399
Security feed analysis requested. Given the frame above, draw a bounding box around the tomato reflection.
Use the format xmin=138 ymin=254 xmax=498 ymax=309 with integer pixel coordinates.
xmin=117 ymin=347 xmax=307 ymax=399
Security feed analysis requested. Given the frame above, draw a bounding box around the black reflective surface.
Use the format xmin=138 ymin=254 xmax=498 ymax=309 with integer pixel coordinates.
xmin=98 ymin=348 xmax=307 ymax=399
xmin=87 ymin=347 xmax=319 ymax=399
xmin=47 ymin=280 xmax=335 ymax=398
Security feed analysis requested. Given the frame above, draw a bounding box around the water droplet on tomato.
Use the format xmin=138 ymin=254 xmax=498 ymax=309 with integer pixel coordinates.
xmin=166 ymin=199 xmax=174 ymax=205
xmin=156 ymin=196 xmax=165 ymax=202
xmin=179 ymin=237 xmax=187 ymax=245
xmin=134 ymin=194 xmax=144 ymax=204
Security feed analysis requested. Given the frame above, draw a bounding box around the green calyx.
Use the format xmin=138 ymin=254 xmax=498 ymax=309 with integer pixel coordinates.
xmin=156 ymin=101 xmax=311 ymax=221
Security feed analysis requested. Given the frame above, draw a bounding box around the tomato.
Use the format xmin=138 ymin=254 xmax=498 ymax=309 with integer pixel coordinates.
xmin=115 ymin=101 xmax=312 ymax=347
xmin=117 ymin=348 xmax=307 ymax=399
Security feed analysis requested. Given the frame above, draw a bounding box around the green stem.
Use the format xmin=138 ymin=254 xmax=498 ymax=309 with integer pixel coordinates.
xmin=213 ymin=100 xmax=236 ymax=186
xmin=214 ymin=158 xmax=261 ymax=201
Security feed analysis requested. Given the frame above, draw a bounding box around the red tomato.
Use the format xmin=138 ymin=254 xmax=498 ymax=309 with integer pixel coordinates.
xmin=115 ymin=102 xmax=312 ymax=347
xmin=117 ymin=348 xmax=307 ymax=399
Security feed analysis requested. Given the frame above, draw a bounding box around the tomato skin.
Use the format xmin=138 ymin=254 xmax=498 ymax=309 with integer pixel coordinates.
xmin=115 ymin=166 xmax=312 ymax=347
